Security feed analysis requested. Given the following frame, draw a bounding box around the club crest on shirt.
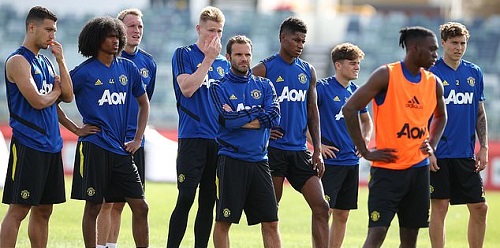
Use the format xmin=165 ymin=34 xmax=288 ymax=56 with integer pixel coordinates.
xmin=119 ymin=74 xmax=128 ymax=85
xmin=140 ymin=68 xmax=149 ymax=78
xmin=298 ymin=73 xmax=307 ymax=84
xmin=251 ymin=89 xmax=262 ymax=100
xmin=217 ymin=66 xmax=225 ymax=77
xmin=467 ymin=77 xmax=475 ymax=87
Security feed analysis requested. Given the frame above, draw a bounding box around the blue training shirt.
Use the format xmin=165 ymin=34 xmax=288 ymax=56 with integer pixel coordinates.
xmin=172 ymin=44 xmax=230 ymax=139
xmin=5 ymin=46 xmax=62 ymax=153
xmin=430 ymin=58 xmax=485 ymax=159
xmin=121 ymin=48 xmax=157 ymax=145
xmin=209 ymin=70 xmax=280 ymax=162
xmin=317 ymin=76 xmax=367 ymax=166
xmin=261 ymin=54 xmax=311 ymax=151
xmin=71 ymin=57 xmax=146 ymax=155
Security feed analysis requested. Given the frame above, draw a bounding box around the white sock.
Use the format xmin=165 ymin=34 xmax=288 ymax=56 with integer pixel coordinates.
xmin=106 ymin=243 xmax=117 ymax=248
xmin=96 ymin=245 xmax=107 ymax=248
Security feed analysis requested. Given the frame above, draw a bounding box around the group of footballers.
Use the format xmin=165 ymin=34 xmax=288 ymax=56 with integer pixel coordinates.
xmin=0 ymin=4 xmax=489 ymax=248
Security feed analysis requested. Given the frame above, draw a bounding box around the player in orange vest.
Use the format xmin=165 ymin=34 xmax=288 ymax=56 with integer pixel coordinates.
xmin=343 ymin=26 xmax=447 ymax=248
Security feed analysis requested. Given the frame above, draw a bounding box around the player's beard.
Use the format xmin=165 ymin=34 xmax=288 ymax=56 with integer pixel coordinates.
xmin=231 ymin=63 xmax=249 ymax=76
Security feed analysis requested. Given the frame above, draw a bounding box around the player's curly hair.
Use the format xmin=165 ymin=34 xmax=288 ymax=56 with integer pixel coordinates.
xmin=78 ymin=16 xmax=126 ymax=57
xmin=399 ymin=26 xmax=436 ymax=50
xmin=439 ymin=22 xmax=470 ymax=41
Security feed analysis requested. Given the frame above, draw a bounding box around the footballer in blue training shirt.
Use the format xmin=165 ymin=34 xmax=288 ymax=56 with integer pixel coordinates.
xmin=316 ymin=43 xmax=372 ymax=248
xmin=94 ymin=8 xmax=158 ymax=248
xmin=167 ymin=6 xmax=230 ymax=248
xmin=210 ymin=34 xmax=282 ymax=248
xmin=57 ymin=16 xmax=150 ymax=248
xmin=252 ymin=16 xmax=329 ymax=248
xmin=1 ymin=6 xmax=73 ymax=247
xmin=429 ymin=22 xmax=488 ymax=248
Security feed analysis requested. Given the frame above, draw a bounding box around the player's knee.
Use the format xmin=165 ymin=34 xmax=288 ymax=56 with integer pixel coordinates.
xmin=31 ymin=206 xmax=53 ymax=220
xmin=261 ymin=221 xmax=279 ymax=233
xmin=431 ymin=199 xmax=449 ymax=214
xmin=132 ymin=200 xmax=149 ymax=219
xmin=333 ymin=210 xmax=349 ymax=223
xmin=469 ymin=202 xmax=488 ymax=218
xmin=311 ymin=200 xmax=330 ymax=218
xmin=85 ymin=202 xmax=103 ymax=217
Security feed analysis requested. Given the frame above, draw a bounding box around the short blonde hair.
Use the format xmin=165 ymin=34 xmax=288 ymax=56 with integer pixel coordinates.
xmin=117 ymin=8 xmax=143 ymax=21
xmin=199 ymin=6 xmax=224 ymax=24
xmin=439 ymin=22 xmax=470 ymax=41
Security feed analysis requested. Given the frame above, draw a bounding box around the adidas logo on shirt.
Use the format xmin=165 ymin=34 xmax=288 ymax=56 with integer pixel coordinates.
xmin=405 ymin=96 xmax=423 ymax=109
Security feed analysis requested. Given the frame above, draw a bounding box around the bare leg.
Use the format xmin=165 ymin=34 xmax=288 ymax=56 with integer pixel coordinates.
xmin=467 ymin=202 xmax=488 ymax=248
xmin=330 ymin=209 xmax=349 ymax=248
xmin=126 ymin=198 xmax=149 ymax=247
xmin=272 ymin=176 xmax=285 ymax=203
xmin=82 ymin=201 xmax=103 ymax=247
xmin=261 ymin=221 xmax=281 ymax=248
xmin=301 ymin=176 xmax=329 ymax=248
xmin=0 ymin=204 xmax=30 ymax=247
xmin=362 ymin=226 xmax=389 ymax=248
xmin=399 ymin=227 xmax=419 ymax=248
xmin=96 ymin=202 xmax=113 ymax=246
xmin=28 ymin=204 xmax=53 ymax=248
xmin=429 ymin=199 xmax=449 ymax=248
xmin=108 ymin=202 xmax=125 ymax=244
xmin=213 ymin=221 xmax=231 ymax=248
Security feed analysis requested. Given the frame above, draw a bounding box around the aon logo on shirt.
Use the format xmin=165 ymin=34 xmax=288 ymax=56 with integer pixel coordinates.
xmin=445 ymin=90 xmax=473 ymax=105
xmin=278 ymin=86 xmax=306 ymax=102
xmin=201 ymin=75 xmax=217 ymax=88
xmin=397 ymin=123 xmax=427 ymax=139
xmin=98 ymin=89 xmax=127 ymax=106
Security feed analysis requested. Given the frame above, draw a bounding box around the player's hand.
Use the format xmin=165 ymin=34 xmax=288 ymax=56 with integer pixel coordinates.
xmin=124 ymin=139 xmax=142 ymax=154
xmin=312 ymin=151 xmax=325 ymax=177
xmin=222 ymin=103 xmax=233 ymax=112
xmin=49 ymin=41 xmax=65 ymax=63
xmin=53 ymin=75 xmax=62 ymax=95
xmin=362 ymin=148 xmax=398 ymax=163
xmin=321 ymin=143 xmax=339 ymax=159
xmin=429 ymin=153 xmax=439 ymax=172
xmin=201 ymin=36 xmax=221 ymax=61
xmin=420 ymin=139 xmax=434 ymax=155
xmin=475 ymin=146 xmax=488 ymax=172
xmin=270 ymin=127 xmax=284 ymax=140
xmin=75 ymin=124 xmax=101 ymax=137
